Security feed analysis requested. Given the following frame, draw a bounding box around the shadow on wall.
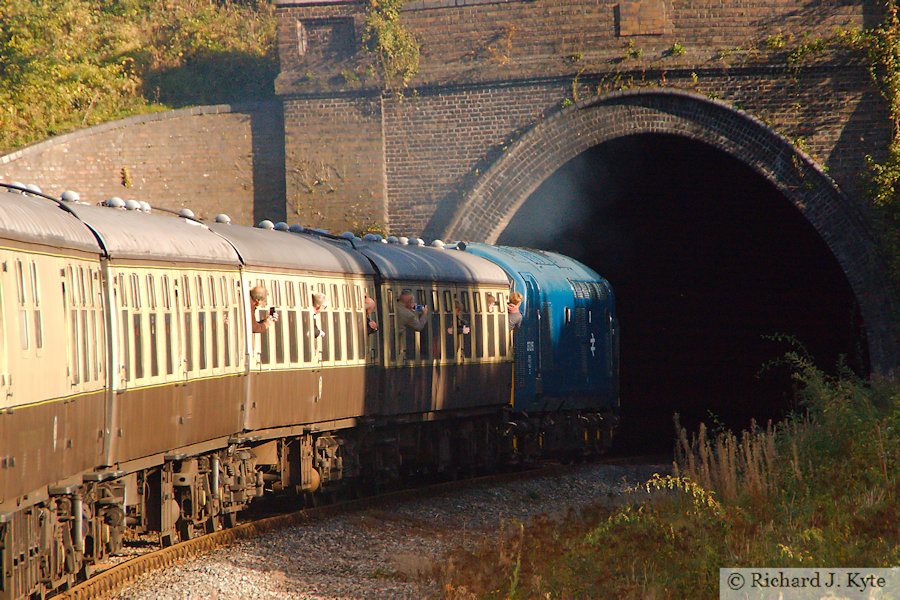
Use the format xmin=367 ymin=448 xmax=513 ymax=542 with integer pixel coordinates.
xmin=251 ymin=107 xmax=287 ymax=225
xmin=143 ymin=49 xmax=279 ymax=108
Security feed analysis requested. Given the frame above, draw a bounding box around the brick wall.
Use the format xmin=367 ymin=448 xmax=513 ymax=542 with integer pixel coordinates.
xmin=282 ymin=94 xmax=386 ymax=231
xmin=0 ymin=102 xmax=286 ymax=226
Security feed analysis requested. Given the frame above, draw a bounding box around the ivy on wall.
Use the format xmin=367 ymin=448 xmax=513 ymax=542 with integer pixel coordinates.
xmin=859 ymin=0 xmax=900 ymax=285
xmin=363 ymin=0 xmax=419 ymax=90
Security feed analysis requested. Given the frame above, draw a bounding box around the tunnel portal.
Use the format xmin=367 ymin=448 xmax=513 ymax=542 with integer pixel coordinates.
xmin=497 ymin=134 xmax=868 ymax=452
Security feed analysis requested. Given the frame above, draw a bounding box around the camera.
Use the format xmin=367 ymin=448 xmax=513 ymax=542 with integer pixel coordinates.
xmin=414 ymin=304 xmax=424 ymax=311
xmin=269 ymin=306 xmax=276 ymax=316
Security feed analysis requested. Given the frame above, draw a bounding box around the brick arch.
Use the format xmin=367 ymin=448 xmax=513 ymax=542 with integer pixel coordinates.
xmin=441 ymin=88 xmax=898 ymax=373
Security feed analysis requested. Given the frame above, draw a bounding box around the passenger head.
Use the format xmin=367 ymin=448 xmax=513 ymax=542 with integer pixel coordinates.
xmin=312 ymin=292 xmax=328 ymax=312
xmin=249 ymin=286 xmax=268 ymax=307
xmin=509 ymin=292 xmax=523 ymax=307
xmin=398 ymin=289 xmax=414 ymax=309
xmin=453 ymin=300 xmax=463 ymax=314
xmin=364 ymin=296 xmax=376 ymax=314
xmin=486 ymin=293 xmax=496 ymax=311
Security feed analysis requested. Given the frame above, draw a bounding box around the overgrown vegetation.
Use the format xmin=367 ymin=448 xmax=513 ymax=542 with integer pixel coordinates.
xmin=436 ymin=355 xmax=900 ymax=599
xmin=0 ymin=0 xmax=277 ymax=154
xmin=363 ymin=0 xmax=419 ymax=90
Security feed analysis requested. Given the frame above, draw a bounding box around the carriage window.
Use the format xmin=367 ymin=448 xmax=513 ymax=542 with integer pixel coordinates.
xmin=15 ymin=261 xmax=25 ymax=305
xmin=233 ymin=307 xmax=241 ymax=365
xmin=443 ymin=290 xmax=452 ymax=312
xmin=211 ymin=312 xmax=220 ymax=368
xmin=162 ymin=276 xmax=171 ymax=310
xmin=183 ymin=314 xmax=193 ymax=372
xmin=461 ymin=291 xmax=470 ymax=312
xmin=78 ymin=267 xmax=87 ymax=307
xmin=274 ymin=311 xmax=284 ymax=364
xmin=473 ymin=293 xmax=481 ymax=313
xmin=182 ymin=276 xmax=191 ymax=308
xmin=34 ymin=310 xmax=42 ymax=350
xmin=133 ymin=313 xmax=143 ymax=379
xmin=30 ymin=262 xmax=40 ymax=306
xmin=198 ymin=312 xmax=207 ymax=370
xmin=146 ymin=275 xmax=157 ymax=310
xmin=320 ymin=316 xmax=331 ymax=361
xmin=332 ymin=312 xmax=342 ymax=361
xmin=149 ymin=313 xmax=159 ymax=377
xmin=356 ymin=312 xmax=366 ymax=360
xmin=69 ymin=313 xmax=77 ymax=383
xmin=302 ymin=311 xmax=312 ymax=362
xmin=344 ymin=312 xmax=354 ymax=361
xmin=165 ymin=314 xmax=174 ymax=375
xmin=289 ymin=311 xmax=299 ymax=363
xmin=119 ymin=274 xmax=127 ymax=308
xmin=387 ymin=289 xmax=395 ymax=314
xmin=208 ymin=276 xmax=216 ymax=308
xmin=122 ymin=310 xmax=130 ymax=380
xmin=130 ymin=274 xmax=140 ymax=309
xmin=197 ymin=276 xmax=205 ymax=308
xmin=487 ymin=312 xmax=496 ymax=357
xmin=223 ymin=311 xmax=231 ymax=367
xmin=331 ymin=284 xmax=339 ymax=309
xmin=90 ymin=312 xmax=98 ymax=380
xmin=343 ymin=285 xmax=351 ymax=309
xmin=286 ymin=281 xmax=296 ymax=308
xmin=260 ymin=312 xmax=271 ymax=365
xmin=300 ymin=282 xmax=309 ymax=308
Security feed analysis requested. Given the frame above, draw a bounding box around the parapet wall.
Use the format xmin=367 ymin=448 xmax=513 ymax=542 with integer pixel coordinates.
xmin=0 ymin=102 xmax=286 ymax=226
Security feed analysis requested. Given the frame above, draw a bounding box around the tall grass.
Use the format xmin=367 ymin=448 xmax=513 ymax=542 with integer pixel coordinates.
xmin=435 ymin=354 xmax=900 ymax=599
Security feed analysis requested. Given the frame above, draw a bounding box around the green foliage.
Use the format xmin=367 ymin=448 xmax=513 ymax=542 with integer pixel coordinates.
xmin=437 ymin=359 xmax=900 ymax=599
xmin=363 ymin=0 xmax=419 ymax=90
xmin=0 ymin=0 xmax=277 ymax=153
xmin=668 ymin=41 xmax=685 ymax=56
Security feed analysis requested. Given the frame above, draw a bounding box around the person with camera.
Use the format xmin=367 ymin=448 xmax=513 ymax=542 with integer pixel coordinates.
xmin=396 ymin=288 xmax=428 ymax=332
xmin=250 ymin=285 xmax=278 ymax=333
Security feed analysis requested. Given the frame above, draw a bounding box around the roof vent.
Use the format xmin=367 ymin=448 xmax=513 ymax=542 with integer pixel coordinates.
xmin=257 ymin=220 xmax=275 ymax=230
xmin=8 ymin=182 xmax=25 ymax=193
xmin=340 ymin=231 xmax=354 ymax=239
xmin=386 ymin=236 xmax=398 ymax=244
xmin=274 ymin=222 xmax=289 ymax=231
xmin=362 ymin=233 xmax=379 ymax=242
xmin=139 ymin=201 xmax=152 ymax=212
xmin=179 ymin=208 xmax=196 ymax=219
xmin=104 ymin=197 xmax=126 ymax=208
xmin=431 ymin=239 xmax=445 ymax=248
xmin=61 ymin=190 xmax=80 ymax=203
xmin=215 ymin=214 xmax=231 ymax=224
xmin=456 ymin=241 xmax=468 ymax=251
xmin=25 ymin=184 xmax=42 ymax=194
xmin=408 ymin=238 xmax=422 ymax=246
xmin=124 ymin=200 xmax=141 ymax=211
xmin=289 ymin=224 xmax=305 ymax=233
xmin=398 ymin=236 xmax=409 ymax=245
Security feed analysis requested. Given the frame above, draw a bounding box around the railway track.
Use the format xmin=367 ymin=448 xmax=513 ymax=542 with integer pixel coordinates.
xmin=53 ymin=454 xmax=668 ymax=600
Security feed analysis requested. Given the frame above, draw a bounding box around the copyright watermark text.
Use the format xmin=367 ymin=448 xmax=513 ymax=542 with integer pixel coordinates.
xmin=720 ymin=568 xmax=900 ymax=599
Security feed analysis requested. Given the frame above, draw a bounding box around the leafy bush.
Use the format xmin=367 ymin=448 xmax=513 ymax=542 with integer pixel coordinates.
xmin=0 ymin=0 xmax=276 ymax=153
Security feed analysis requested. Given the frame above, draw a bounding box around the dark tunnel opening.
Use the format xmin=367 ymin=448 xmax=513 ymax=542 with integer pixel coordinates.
xmin=497 ymin=133 xmax=868 ymax=453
